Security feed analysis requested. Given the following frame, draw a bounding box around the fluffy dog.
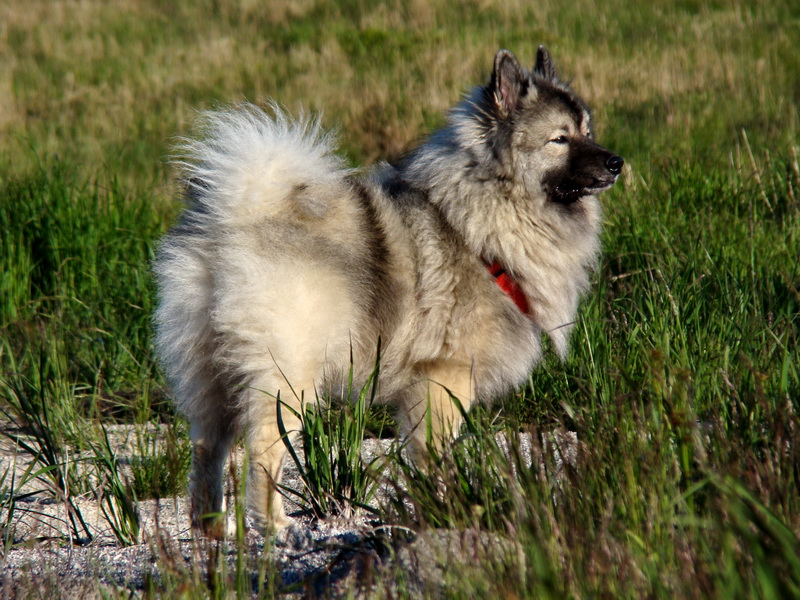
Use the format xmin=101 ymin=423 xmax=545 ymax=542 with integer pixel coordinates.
xmin=154 ymin=47 xmax=623 ymax=534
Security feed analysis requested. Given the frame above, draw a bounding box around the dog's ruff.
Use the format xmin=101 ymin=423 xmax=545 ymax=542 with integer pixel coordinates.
xmin=154 ymin=47 xmax=622 ymax=534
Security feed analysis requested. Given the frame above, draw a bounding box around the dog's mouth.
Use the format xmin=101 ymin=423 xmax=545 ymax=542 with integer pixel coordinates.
xmin=581 ymin=175 xmax=620 ymax=195
xmin=549 ymin=175 xmax=619 ymax=204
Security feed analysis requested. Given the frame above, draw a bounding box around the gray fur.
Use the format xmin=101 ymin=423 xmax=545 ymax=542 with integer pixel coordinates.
xmin=153 ymin=48 xmax=623 ymax=535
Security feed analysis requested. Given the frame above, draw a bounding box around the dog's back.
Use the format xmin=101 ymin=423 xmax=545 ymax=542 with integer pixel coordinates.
xmin=154 ymin=106 xmax=404 ymax=418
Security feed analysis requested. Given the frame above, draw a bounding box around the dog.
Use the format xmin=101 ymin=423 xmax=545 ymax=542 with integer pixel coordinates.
xmin=153 ymin=46 xmax=623 ymax=535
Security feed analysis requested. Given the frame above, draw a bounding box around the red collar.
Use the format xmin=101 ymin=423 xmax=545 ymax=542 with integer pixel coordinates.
xmin=485 ymin=260 xmax=530 ymax=315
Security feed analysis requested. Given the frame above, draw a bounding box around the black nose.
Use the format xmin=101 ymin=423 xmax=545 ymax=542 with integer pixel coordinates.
xmin=606 ymin=155 xmax=624 ymax=175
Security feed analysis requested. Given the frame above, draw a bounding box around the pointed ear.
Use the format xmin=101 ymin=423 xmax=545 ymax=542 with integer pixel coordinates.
xmin=533 ymin=45 xmax=558 ymax=81
xmin=489 ymin=49 xmax=527 ymax=117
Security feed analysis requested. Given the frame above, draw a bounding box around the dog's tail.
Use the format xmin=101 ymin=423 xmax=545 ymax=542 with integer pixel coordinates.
xmin=173 ymin=103 xmax=351 ymax=225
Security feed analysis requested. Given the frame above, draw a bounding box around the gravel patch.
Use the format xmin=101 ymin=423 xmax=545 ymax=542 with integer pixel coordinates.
xmin=0 ymin=424 xmax=577 ymax=597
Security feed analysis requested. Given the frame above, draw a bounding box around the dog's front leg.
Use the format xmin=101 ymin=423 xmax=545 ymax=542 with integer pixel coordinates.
xmin=400 ymin=362 xmax=475 ymax=457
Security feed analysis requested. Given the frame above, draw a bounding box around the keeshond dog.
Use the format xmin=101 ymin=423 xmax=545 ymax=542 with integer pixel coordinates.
xmin=154 ymin=47 xmax=623 ymax=535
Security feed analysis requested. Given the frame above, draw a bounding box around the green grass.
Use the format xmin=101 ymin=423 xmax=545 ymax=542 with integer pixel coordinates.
xmin=1 ymin=0 xmax=798 ymax=597
xmin=0 ymin=164 xmax=167 ymax=426
xmin=277 ymin=357 xmax=386 ymax=520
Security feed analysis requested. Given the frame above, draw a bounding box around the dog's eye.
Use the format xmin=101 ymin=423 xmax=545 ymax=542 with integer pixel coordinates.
xmin=549 ymin=135 xmax=569 ymax=144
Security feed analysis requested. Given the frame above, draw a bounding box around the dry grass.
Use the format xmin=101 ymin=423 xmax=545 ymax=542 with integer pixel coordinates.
xmin=3 ymin=0 xmax=795 ymax=192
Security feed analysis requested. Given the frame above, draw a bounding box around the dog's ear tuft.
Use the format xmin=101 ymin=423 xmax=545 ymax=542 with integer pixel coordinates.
xmin=533 ymin=45 xmax=558 ymax=82
xmin=490 ymin=49 xmax=527 ymax=118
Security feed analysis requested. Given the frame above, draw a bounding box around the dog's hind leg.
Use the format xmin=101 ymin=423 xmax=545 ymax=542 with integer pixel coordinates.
xmin=186 ymin=379 xmax=239 ymax=538
xmin=212 ymin=255 xmax=358 ymax=529
xmin=154 ymin=240 xmax=241 ymax=538
xmin=242 ymin=379 xmax=306 ymax=531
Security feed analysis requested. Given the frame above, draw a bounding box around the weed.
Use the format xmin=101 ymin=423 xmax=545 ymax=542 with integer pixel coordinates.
xmin=277 ymin=350 xmax=385 ymax=519
xmin=89 ymin=425 xmax=141 ymax=546
xmin=129 ymin=422 xmax=191 ymax=500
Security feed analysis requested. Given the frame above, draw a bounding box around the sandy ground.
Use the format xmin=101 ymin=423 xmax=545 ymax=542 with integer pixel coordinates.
xmin=0 ymin=423 xmax=574 ymax=597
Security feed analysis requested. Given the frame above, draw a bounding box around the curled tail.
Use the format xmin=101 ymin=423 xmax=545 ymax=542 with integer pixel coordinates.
xmin=173 ymin=103 xmax=351 ymax=225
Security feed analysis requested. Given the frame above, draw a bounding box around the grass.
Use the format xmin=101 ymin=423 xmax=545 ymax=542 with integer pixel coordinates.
xmin=276 ymin=353 xmax=386 ymax=520
xmin=0 ymin=0 xmax=798 ymax=597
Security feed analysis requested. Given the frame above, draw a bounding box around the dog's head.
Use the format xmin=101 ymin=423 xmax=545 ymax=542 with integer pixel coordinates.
xmin=477 ymin=47 xmax=624 ymax=205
